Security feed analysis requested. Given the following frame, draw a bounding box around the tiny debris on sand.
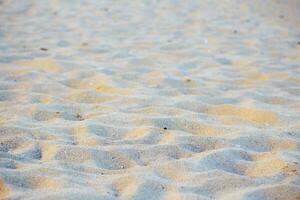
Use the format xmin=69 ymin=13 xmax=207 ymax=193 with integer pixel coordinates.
xmin=0 ymin=1 xmax=300 ymax=200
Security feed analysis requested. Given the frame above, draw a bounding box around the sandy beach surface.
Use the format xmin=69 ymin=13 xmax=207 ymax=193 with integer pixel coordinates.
xmin=0 ymin=0 xmax=300 ymax=199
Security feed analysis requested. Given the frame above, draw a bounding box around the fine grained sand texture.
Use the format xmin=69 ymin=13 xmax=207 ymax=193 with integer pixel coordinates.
xmin=0 ymin=0 xmax=300 ymax=199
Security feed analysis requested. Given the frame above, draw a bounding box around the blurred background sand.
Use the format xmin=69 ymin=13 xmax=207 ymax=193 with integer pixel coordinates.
xmin=0 ymin=0 xmax=300 ymax=199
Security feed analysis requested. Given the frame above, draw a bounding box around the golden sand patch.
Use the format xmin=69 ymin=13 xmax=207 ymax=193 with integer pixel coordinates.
xmin=11 ymin=140 xmax=35 ymax=155
xmin=15 ymin=58 xmax=62 ymax=73
xmin=112 ymin=176 xmax=137 ymax=198
xmin=27 ymin=176 xmax=58 ymax=189
xmin=69 ymin=125 xmax=102 ymax=146
xmin=268 ymin=71 xmax=289 ymax=80
xmin=262 ymin=96 xmax=289 ymax=105
xmin=162 ymin=192 xmax=182 ymax=200
xmin=250 ymin=151 xmax=278 ymax=161
xmin=158 ymin=131 xmax=174 ymax=144
xmin=232 ymin=58 xmax=251 ymax=71
xmin=77 ymin=138 xmax=103 ymax=146
xmin=36 ymin=95 xmax=53 ymax=104
xmin=126 ymin=127 xmax=150 ymax=139
xmin=0 ymin=180 xmax=10 ymax=199
xmin=245 ymin=158 xmax=288 ymax=177
xmin=185 ymin=123 xmax=218 ymax=136
xmin=0 ymin=116 xmax=7 ymax=125
xmin=248 ymin=72 xmax=269 ymax=82
xmin=64 ymin=74 xmax=112 ymax=89
xmin=236 ymin=71 xmax=269 ymax=86
xmin=71 ymin=124 xmax=87 ymax=135
xmin=244 ymin=39 xmax=257 ymax=49
xmin=95 ymin=85 xmax=130 ymax=94
xmin=269 ymin=138 xmax=296 ymax=151
xmin=40 ymin=142 xmax=58 ymax=161
xmin=65 ymin=91 xmax=115 ymax=103
xmin=143 ymin=71 xmax=164 ymax=86
xmin=247 ymin=151 xmax=297 ymax=177
xmin=251 ymin=185 xmax=300 ymax=200
xmin=206 ymin=104 xmax=279 ymax=125
xmin=156 ymin=163 xmax=190 ymax=182
xmin=289 ymin=77 xmax=300 ymax=84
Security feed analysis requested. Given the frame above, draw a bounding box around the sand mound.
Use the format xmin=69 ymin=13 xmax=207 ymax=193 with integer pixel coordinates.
xmin=0 ymin=0 xmax=300 ymax=199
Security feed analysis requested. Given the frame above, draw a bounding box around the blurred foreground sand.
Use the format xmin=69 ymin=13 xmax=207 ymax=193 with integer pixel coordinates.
xmin=0 ymin=0 xmax=300 ymax=199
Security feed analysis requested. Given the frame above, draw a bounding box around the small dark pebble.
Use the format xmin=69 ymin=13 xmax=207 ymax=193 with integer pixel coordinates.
xmin=279 ymin=15 xmax=284 ymax=19
xmin=297 ymin=41 xmax=300 ymax=45
xmin=186 ymin=78 xmax=191 ymax=82
xmin=100 ymin=172 xmax=104 ymax=175
xmin=56 ymin=112 xmax=60 ymax=114
xmin=40 ymin=48 xmax=48 ymax=51
xmin=76 ymin=113 xmax=84 ymax=120
xmin=233 ymin=30 xmax=238 ymax=34
xmin=163 ymin=127 xmax=167 ymax=130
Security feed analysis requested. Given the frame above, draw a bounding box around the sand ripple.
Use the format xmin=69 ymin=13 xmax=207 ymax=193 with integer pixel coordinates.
xmin=0 ymin=0 xmax=300 ymax=199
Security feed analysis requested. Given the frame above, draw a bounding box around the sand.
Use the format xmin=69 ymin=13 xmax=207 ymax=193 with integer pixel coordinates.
xmin=0 ymin=0 xmax=300 ymax=199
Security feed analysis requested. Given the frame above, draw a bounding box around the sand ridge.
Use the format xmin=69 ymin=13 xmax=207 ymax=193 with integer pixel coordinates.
xmin=0 ymin=0 xmax=300 ymax=199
